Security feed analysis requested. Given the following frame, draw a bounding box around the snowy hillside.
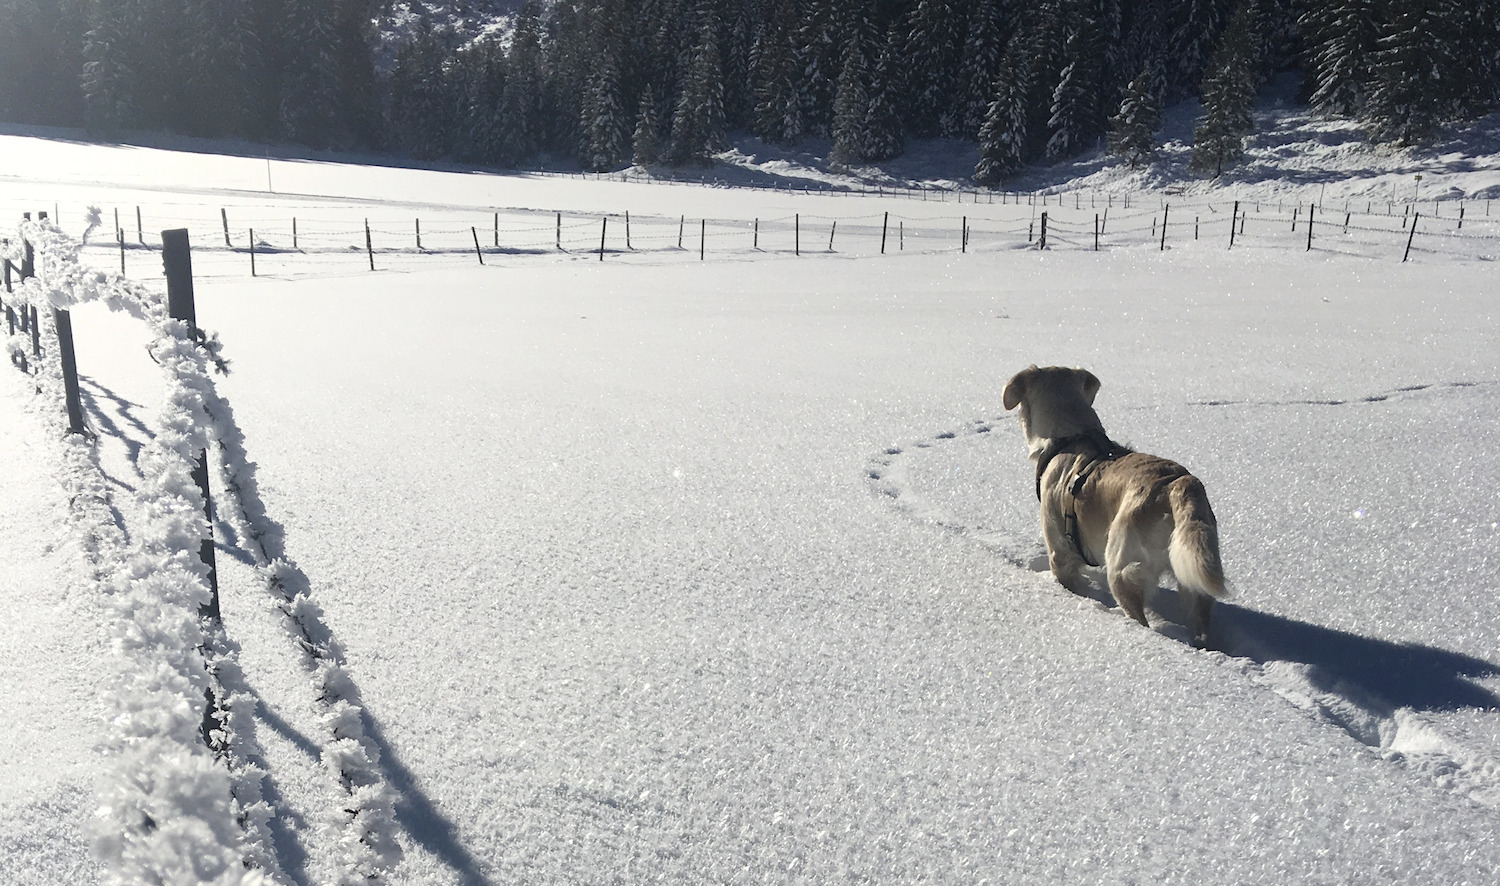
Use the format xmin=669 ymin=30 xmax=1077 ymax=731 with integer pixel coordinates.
xmin=1 ymin=109 xmax=1498 ymax=885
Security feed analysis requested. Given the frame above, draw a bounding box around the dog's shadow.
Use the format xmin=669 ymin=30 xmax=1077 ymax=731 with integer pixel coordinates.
xmin=1209 ymin=602 xmax=1500 ymax=713
xmin=1152 ymin=584 xmax=1499 ymax=712
xmin=1054 ymin=572 xmax=1500 ymax=713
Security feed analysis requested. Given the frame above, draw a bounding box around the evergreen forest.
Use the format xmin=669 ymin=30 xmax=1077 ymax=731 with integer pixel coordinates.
xmin=2 ymin=0 xmax=1499 ymax=184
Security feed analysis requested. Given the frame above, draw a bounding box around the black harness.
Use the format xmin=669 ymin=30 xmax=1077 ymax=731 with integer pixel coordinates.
xmin=1034 ymin=431 xmax=1132 ymax=568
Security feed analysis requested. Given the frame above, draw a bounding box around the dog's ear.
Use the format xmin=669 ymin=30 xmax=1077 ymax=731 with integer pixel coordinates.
xmin=1075 ymin=368 xmax=1102 ymax=405
xmin=1002 ymin=366 xmax=1035 ymax=410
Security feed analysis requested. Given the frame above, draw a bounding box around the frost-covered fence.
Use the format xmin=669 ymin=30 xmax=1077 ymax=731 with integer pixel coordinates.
xmin=2 ymin=216 xmax=402 ymax=886
xmin=49 ymin=195 xmax=1500 ymax=282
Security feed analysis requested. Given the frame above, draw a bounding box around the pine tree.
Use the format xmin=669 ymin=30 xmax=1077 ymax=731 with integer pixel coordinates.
xmin=1191 ymin=0 xmax=1260 ymax=175
xmin=1363 ymin=0 xmax=1470 ymax=144
xmin=975 ymin=47 xmax=1031 ymax=184
xmin=386 ymin=22 xmax=455 ymax=160
xmin=574 ymin=0 xmax=634 ymax=170
xmin=499 ymin=0 xmax=545 ymax=165
xmin=948 ymin=0 xmax=1010 ymax=140
xmin=453 ymin=36 xmax=508 ymax=164
xmin=752 ymin=0 xmax=803 ymax=142
xmin=861 ymin=21 xmax=906 ymax=160
xmin=904 ymin=0 xmax=964 ymax=138
xmin=669 ymin=20 xmax=726 ymax=165
xmin=632 ymin=89 xmax=661 ymax=165
xmin=1107 ymin=67 xmax=1162 ymax=165
xmin=829 ymin=27 xmax=870 ymax=168
xmin=1301 ymin=0 xmax=1380 ymax=116
xmin=1 ymin=0 xmax=88 ymax=126
xmin=1047 ymin=2 xmax=1105 ymax=160
xmin=1170 ymin=0 xmax=1235 ymax=100
xmin=81 ymin=1 xmax=138 ymax=131
xmin=186 ymin=0 xmax=266 ymax=138
xmin=277 ymin=0 xmax=342 ymax=147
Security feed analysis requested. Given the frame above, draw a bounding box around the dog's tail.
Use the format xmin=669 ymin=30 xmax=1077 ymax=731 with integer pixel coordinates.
xmin=1167 ymin=475 xmax=1228 ymax=599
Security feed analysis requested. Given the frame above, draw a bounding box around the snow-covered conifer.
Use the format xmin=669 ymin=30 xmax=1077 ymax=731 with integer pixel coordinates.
xmin=1107 ymin=68 xmax=1163 ymax=165
xmin=669 ymin=21 xmax=726 ymax=166
xmin=1191 ymin=0 xmax=1260 ymax=175
xmin=975 ymin=48 xmax=1031 ymax=184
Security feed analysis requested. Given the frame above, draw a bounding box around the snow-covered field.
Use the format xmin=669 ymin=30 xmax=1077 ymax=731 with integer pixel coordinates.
xmin=2 ymin=120 xmax=1499 ymax=885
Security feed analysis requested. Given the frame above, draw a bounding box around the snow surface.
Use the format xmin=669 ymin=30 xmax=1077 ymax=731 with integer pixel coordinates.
xmin=2 ymin=111 xmax=1499 ymax=884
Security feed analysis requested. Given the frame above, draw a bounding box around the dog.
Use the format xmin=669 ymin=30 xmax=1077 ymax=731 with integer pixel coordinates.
xmin=1002 ymin=365 xmax=1227 ymax=646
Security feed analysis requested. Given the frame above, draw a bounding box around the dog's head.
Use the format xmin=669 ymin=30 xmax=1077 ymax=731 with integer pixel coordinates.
xmin=1002 ymin=365 xmax=1106 ymax=453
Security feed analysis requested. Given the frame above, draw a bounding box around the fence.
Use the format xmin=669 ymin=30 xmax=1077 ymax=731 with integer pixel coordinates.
xmin=2 ymin=215 xmax=401 ymax=885
xmin=46 ymin=192 xmax=1500 ymax=284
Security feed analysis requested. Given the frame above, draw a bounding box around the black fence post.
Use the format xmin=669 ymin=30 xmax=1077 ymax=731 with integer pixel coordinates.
xmin=1403 ymin=213 xmax=1419 ymax=263
xmin=700 ymin=219 xmax=706 ymax=260
xmin=471 ymin=227 xmax=484 ymax=265
xmin=1038 ymin=212 xmax=1048 ymax=250
xmin=1306 ymin=203 xmax=1315 ymax=251
xmin=161 ymin=228 xmax=220 ymax=623
xmin=365 ymin=219 xmax=375 ymax=271
xmin=1160 ymin=204 xmax=1169 ymax=251
xmin=795 ymin=214 xmax=800 ymax=256
xmin=53 ymin=307 xmax=86 ymax=435
xmin=1230 ymin=201 xmax=1239 ymax=249
xmin=881 ymin=212 xmax=889 ymax=254
xmin=599 ymin=217 xmax=607 ymax=261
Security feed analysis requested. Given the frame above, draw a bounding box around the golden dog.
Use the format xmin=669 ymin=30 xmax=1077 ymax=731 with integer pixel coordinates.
xmin=1002 ymin=365 xmax=1227 ymax=646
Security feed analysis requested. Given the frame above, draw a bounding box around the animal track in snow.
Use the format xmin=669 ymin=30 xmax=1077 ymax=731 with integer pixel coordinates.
xmin=867 ymin=394 xmax=1500 ymax=812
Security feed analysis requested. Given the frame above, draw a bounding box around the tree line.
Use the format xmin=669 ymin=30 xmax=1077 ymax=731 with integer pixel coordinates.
xmin=2 ymin=0 xmax=1499 ymax=184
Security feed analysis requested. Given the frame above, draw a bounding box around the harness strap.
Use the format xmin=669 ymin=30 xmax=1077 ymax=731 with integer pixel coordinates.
xmin=1037 ymin=433 xmax=1131 ymax=568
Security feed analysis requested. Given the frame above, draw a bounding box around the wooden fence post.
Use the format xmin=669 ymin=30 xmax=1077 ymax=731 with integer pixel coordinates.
xmin=1230 ymin=201 xmax=1239 ymax=248
xmin=1038 ymin=212 xmax=1047 ymax=250
xmin=557 ymin=212 xmax=562 ymax=250
xmin=678 ymin=215 xmax=684 ymax=248
xmin=1306 ymin=203 xmax=1315 ymax=251
xmin=829 ymin=220 xmax=837 ymax=251
xmin=754 ymin=218 xmax=759 ymax=249
xmin=365 ymin=219 xmax=375 ymax=270
xmin=471 ymin=227 xmax=484 ymax=265
xmin=599 ymin=217 xmax=607 ymax=261
xmin=118 ymin=226 xmax=126 ymax=274
xmin=1160 ymin=204 xmax=1169 ymax=251
xmin=415 ymin=218 xmax=422 ymax=251
xmin=795 ymin=214 xmax=800 ymax=256
xmin=221 ymin=208 xmax=231 ymax=247
xmin=961 ymin=216 xmax=966 ymax=253
xmin=1094 ymin=213 xmax=1100 ymax=251
xmin=249 ymin=229 xmax=256 ymax=276
xmin=53 ymin=307 xmax=86 ymax=435
xmin=881 ymin=212 xmax=889 ymax=254
xmin=626 ymin=211 xmax=632 ymax=250
xmin=700 ymin=219 xmax=706 ymax=260
xmin=1403 ymin=213 xmax=1419 ymax=262
xmin=161 ymin=228 xmax=220 ymax=622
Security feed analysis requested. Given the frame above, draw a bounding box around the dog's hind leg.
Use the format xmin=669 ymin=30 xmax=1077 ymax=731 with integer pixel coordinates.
xmin=1105 ymin=562 xmax=1152 ymax=628
xmin=1184 ymin=590 xmax=1215 ymax=649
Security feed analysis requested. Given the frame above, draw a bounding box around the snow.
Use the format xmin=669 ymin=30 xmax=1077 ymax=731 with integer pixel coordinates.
xmin=2 ymin=103 xmax=1499 ymax=884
